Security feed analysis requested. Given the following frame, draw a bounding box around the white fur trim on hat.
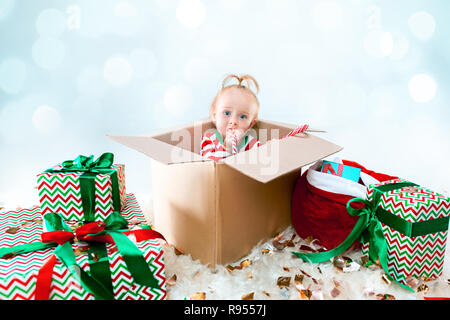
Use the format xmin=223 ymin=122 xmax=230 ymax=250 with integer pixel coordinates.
xmin=306 ymin=159 xmax=380 ymax=199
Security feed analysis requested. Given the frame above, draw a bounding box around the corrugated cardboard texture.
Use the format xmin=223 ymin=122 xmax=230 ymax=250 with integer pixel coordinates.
xmin=223 ymin=132 xmax=343 ymax=183
xmin=107 ymin=134 xmax=204 ymax=164
xmin=150 ymin=159 xmax=217 ymax=266
xmin=252 ymin=119 xmax=298 ymax=143
xmin=152 ymin=119 xmax=216 ymax=155
xmin=216 ymin=163 xmax=300 ymax=265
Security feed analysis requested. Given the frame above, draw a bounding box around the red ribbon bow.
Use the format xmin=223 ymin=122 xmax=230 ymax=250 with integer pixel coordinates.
xmin=41 ymin=221 xmax=165 ymax=246
xmin=41 ymin=221 xmax=106 ymax=245
xmin=36 ymin=222 xmax=165 ymax=300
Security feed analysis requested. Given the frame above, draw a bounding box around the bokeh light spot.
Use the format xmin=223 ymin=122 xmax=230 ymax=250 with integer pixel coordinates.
xmin=163 ymin=85 xmax=193 ymax=116
xmin=364 ymin=30 xmax=385 ymax=58
xmin=32 ymin=105 xmax=63 ymax=134
xmin=176 ymin=0 xmax=206 ymax=29
xmin=103 ymin=56 xmax=133 ymax=86
xmin=408 ymin=74 xmax=437 ymax=103
xmin=408 ymin=11 xmax=436 ymax=41
xmin=389 ymin=31 xmax=409 ymax=60
xmin=379 ymin=32 xmax=394 ymax=56
xmin=36 ymin=8 xmax=66 ymax=38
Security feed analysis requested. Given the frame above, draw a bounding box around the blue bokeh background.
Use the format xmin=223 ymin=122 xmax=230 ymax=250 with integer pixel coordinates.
xmin=1 ymin=0 xmax=449 ymax=208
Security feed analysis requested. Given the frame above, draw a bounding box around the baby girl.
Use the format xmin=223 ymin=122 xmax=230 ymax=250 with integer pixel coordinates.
xmin=200 ymin=74 xmax=261 ymax=161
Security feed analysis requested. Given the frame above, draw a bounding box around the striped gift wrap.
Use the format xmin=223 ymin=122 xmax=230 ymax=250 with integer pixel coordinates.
xmin=362 ymin=179 xmax=450 ymax=286
xmin=36 ymin=164 xmax=127 ymax=222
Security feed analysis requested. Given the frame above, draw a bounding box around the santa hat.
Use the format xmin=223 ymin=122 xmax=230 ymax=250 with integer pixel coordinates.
xmin=291 ymin=158 xmax=398 ymax=250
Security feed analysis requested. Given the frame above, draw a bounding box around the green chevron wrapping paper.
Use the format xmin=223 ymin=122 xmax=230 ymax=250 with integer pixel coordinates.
xmin=362 ymin=179 xmax=450 ymax=286
xmin=36 ymin=163 xmax=126 ymax=222
xmin=0 ymin=194 xmax=166 ymax=300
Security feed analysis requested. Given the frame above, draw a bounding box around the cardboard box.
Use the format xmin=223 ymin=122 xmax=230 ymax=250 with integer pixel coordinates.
xmin=108 ymin=118 xmax=342 ymax=267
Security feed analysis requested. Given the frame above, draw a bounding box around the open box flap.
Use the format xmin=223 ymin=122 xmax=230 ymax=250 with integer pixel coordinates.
xmin=138 ymin=117 xmax=212 ymax=138
xmin=108 ymin=117 xmax=340 ymax=169
xmin=107 ymin=134 xmax=205 ymax=165
xmin=222 ymin=133 xmax=343 ymax=183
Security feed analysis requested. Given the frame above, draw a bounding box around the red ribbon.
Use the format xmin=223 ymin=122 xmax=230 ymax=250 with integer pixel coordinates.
xmin=35 ymin=223 xmax=165 ymax=300
xmin=35 ymin=255 xmax=57 ymax=300
xmin=75 ymin=221 xmax=113 ymax=243
xmin=41 ymin=230 xmax=75 ymax=245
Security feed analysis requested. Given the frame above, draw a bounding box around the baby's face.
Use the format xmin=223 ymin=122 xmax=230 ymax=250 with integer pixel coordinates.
xmin=212 ymin=87 xmax=258 ymax=139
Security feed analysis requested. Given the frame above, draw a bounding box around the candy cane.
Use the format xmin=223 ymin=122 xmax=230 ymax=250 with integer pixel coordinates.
xmin=231 ymin=134 xmax=238 ymax=155
xmin=282 ymin=124 xmax=309 ymax=139
xmin=230 ymin=124 xmax=316 ymax=156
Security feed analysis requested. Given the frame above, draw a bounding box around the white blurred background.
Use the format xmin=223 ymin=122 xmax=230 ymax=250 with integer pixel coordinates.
xmin=0 ymin=0 xmax=449 ymax=209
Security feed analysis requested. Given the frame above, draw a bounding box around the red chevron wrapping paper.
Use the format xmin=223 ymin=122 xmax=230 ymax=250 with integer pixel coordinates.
xmin=0 ymin=194 xmax=166 ymax=300
xmin=36 ymin=163 xmax=127 ymax=222
xmin=362 ymin=179 xmax=450 ymax=286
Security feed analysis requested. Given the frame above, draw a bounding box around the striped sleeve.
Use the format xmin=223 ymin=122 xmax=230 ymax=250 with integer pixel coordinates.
xmin=201 ymin=132 xmax=261 ymax=162
xmin=201 ymin=132 xmax=229 ymax=161
xmin=244 ymin=135 xmax=261 ymax=151
xmin=200 ymin=133 xmax=215 ymax=158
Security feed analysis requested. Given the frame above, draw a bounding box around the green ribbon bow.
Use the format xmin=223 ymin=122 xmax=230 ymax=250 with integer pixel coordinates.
xmin=45 ymin=153 xmax=121 ymax=222
xmin=292 ymin=181 xmax=450 ymax=292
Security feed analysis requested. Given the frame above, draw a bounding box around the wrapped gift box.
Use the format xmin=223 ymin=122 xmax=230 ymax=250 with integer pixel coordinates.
xmin=320 ymin=160 xmax=361 ymax=182
xmin=0 ymin=194 xmax=166 ymax=300
xmin=362 ymin=179 xmax=450 ymax=286
xmin=37 ymin=156 xmax=127 ymax=222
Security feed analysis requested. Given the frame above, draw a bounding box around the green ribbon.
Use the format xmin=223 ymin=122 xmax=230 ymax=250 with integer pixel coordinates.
xmin=45 ymin=153 xmax=121 ymax=222
xmin=53 ymin=241 xmax=115 ymax=300
xmin=87 ymin=242 xmax=113 ymax=295
xmin=292 ymin=181 xmax=450 ymax=292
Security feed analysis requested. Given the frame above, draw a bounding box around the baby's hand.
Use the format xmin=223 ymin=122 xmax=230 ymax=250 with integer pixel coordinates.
xmin=225 ymin=128 xmax=245 ymax=152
